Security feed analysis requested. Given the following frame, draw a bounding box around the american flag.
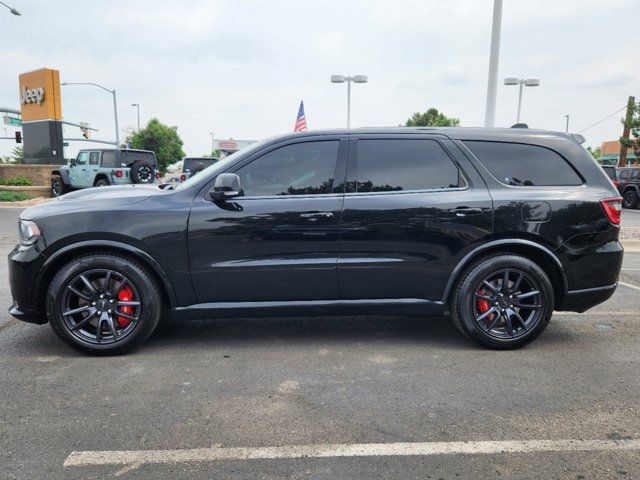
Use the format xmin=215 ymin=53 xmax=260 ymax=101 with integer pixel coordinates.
xmin=294 ymin=100 xmax=307 ymax=132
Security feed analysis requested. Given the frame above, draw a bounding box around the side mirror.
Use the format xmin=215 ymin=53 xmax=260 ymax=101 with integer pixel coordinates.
xmin=69 ymin=159 xmax=76 ymax=166
xmin=209 ymin=173 xmax=241 ymax=201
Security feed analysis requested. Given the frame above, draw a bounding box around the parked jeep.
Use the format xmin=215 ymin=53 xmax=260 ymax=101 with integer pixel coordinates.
xmin=616 ymin=167 xmax=640 ymax=208
xmin=180 ymin=157 xmax=219 ymax=182
xmin=51 ymin=149 xmax=159 ymax=197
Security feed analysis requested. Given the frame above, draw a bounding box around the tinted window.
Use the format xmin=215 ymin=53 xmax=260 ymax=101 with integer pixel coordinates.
xmin=355 ymin=139 xmax=461 ymax=192
xmin=633 ymin=169 xmax=640 ymax=179
xmin=101 ymin=151 xmax=116 ymax=167
xmin=602 ymin=167 xmax=617 ymax=181
xmin=183 ymin=158 xmax=218 ymax=172
xmin=465 ymin=141 xmax=582 ymax=186
xmin=120 ymin=151 xmax=157 ymax=167
xmin=237 ymin=141 xmax=339 ymax=196
xmin=620 ymin=169 xmax=631 ymax=180
xmin=89 ymin=152 xmax=100 ymax=166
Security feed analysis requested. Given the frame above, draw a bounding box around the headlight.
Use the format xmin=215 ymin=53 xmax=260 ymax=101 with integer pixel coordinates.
xmin=18 ymin=219 xmax=41 ymax=245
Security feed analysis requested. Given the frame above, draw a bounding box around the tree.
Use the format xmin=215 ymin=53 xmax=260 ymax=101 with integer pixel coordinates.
xmin=125 ymin=118 xmax=185 ymax=173
xmin=586 ymin=146 xmax=601 ymax=160
xmin=404 ymin=108 xmax=460 ymax=127
xmin=619 ymin=97 xmax=640 ymax=166
xmin=1 ymin=146 xmax=23 ymax=164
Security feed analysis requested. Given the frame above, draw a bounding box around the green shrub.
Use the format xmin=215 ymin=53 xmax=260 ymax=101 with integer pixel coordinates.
xmin=0 ymin=191 xmax=32 ymax=202
xmin=0 ymin=176 xmax=32 ymax=186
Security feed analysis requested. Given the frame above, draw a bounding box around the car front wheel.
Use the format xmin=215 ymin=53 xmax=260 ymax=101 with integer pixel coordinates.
xmin=450 ymin=254 xmax=554 ymax=349
xmin=46 ymin=253 xmax=162 ymax=355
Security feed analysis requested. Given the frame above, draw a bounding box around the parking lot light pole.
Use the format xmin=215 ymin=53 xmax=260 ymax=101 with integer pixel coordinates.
xmin=504 ymin=77 xmax=540 ymax=123
xmin=331 ymin=75 xmax=368 ymax=128
xmin=61 ymin=82 xmax=120 ymax=146
xmin=564 ymin=114 xmax=570 ymax=132
xmin=0 ymin=1 xmax=20 ymax=15
xmin=209 ymin=133 xmax=215 ymax=155
xmin=131 ymin=103 xmax=140 ymax=132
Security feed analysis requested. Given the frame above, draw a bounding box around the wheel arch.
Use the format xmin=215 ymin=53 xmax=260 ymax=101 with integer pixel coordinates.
xmin=36 ymin=241 xmax=177 ymax=316
xmin=622 ymin=185 xmax=639 ymax=194
xmin=52 ymin=169 xmax=71 ymax=185
xmin=442 ymin=239 xmax=567 ymax=309
xmin=93 ymin=174 xmax=111 ymax=186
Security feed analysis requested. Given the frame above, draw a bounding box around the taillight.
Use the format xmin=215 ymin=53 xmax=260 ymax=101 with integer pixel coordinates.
xmin=114 ymin=170 xmax=123 ymax=178
xmin=600 ymin=198 xmax=622 ymax=225
xmin=180 ymin=174 xmax=186 ymax=182
xmin=156 ymin=172 xmax=161 ymax=179
xmin=613 ymin=179 xmax=619 ymax=187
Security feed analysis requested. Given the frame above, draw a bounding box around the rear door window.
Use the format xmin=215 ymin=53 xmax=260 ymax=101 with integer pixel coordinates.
xmin=465 ymin=141 xmax=582 ymax=186
xmin=355 ymin=139 xmax=462 ymax=192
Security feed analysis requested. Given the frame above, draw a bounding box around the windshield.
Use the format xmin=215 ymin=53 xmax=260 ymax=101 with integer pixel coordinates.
xmin=172 ymin=141 xmax=266 ymax=191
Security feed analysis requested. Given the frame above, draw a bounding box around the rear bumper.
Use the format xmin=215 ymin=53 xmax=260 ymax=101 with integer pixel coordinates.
xmin=558 ymin=284 xmax=617 ymax=313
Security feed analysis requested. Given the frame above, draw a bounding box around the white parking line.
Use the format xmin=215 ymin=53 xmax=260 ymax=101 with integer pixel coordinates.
xmin=619 ymin=281 xmax=640 ymax=292
xmin=64 ymin=439 xmax=640 ymax=467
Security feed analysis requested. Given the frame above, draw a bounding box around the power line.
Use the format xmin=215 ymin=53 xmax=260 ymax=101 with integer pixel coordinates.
xmin=577 ymin=105 xmax=628 ymax=134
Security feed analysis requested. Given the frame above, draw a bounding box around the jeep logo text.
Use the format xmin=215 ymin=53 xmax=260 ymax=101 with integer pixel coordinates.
xmin=21 ymin=85 xmax=45 ymax=105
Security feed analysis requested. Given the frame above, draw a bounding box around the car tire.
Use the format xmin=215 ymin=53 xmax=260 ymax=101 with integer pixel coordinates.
xmin=130 ymin=162 xmax=155 ymax=184
xmin=46 ymin=253 xmax=162 ymax=355
xmin=51 ymin=176 xmax=69 ymax=197
xmin=450 ymin=254 xmax=554 ymax=350
xmin=622 ymin=189 xmax=639 ymax=209
xmin=95 ymin=178 xmax=109 ymax=187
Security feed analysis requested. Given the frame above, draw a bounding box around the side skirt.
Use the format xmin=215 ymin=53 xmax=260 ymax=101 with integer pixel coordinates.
xmin=170 ymin=298 xmax=447 ymax=320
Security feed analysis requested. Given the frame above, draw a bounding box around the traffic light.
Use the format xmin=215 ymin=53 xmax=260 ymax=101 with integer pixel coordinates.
xmin=15 ymin=131 xmax=21 ymax=143
xmin=81 ymin=127 xmax=89 ymax=139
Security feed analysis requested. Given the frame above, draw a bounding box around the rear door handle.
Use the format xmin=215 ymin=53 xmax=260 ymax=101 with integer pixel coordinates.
xmin=300 ymin=212 xmax=334 ymax=221
xmin=449 ymin=207 xmax=482 ymax=216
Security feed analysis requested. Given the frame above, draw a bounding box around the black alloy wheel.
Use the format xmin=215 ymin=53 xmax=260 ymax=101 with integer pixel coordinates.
xmin=450 ymin=254 xmax=554 ymax=349
xmin=623 ymin=190 xmax=638 ymax=209
xmin=95 ymin=179 xmax=109 ymax=187
xmin=47 ymin=253 xmax=161 ymax=355
xmin=51 ymin=176 xmax=68 ymax=197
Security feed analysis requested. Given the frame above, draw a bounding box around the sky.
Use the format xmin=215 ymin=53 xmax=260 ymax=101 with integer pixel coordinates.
xmin=0 ymin=0 xmax=637 ymax=159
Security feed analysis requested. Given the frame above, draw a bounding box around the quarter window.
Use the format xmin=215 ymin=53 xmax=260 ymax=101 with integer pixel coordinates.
xmin=620 ymin=170 xmax=631 ymax=180
xmin=465 ymin=141 xmax=582 ymax=186
xmin=236 ymin=141 xmax=339 ymax=197
xmin=355 ymin=139 xmax=462 ymax=192
xmin=101 ymin=151 xmax=116 ymax=167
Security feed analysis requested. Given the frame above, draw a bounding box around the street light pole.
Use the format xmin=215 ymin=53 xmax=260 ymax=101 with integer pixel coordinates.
xmin=484 ymin=0 xmax=503 ymax=127
xmin=209 ymin=133 xmax=215 ymax=155
xmin=564 ymin=114 xmax=570 ymax=133
xmin=504 ymin=78 xmax=540 ymax=124
xmin=0 ymin=1 xmax=21 ymax=15
xmin=131 ymin=104 xmax=140 ymax=132
xmin=331 ymin=74 xmax=368 ymax=128
xmin=61 ymin=82 xmax=120 ymax=145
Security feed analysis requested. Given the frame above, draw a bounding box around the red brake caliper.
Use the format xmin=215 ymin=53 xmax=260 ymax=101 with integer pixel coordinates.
xmin=476 ymin=288 xmax=491 ymax=314
xmin=117 ymin=285 xmax=134 ymax=328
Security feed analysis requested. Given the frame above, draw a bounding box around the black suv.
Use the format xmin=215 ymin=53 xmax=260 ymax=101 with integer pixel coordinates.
xmin=617 ymin=167 xmax=640 ymax=208
xmin=8 ymin=128 xmax=623 ymax=354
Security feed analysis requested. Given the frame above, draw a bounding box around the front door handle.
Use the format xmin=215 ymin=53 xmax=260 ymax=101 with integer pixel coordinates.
xmin=300 ymin=212 xmax=334 ymax=221
xmin=449 ymin=207 xmax=482 ymax=217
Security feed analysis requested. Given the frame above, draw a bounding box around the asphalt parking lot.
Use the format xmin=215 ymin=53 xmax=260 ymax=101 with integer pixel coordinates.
xmin=2 ymin=206 xmax=640 ymax=479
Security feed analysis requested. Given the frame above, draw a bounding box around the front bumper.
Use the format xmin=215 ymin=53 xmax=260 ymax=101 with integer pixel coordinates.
xmin=7 ymin=243 xmax=48 ymax=324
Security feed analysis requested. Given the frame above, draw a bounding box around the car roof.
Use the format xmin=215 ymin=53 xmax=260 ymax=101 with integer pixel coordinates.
xmin=77 ymin=148 xmax=155 ymax=154
xmin=265 ymin=126 xmax=584 ymax=145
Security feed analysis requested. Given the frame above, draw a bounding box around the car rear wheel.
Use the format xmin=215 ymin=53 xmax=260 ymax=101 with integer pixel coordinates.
xmin=51 ymin=176 xmax=69 ymax=197
xmin=130 ymin=162 xmax=155 ymax=184
xmin=450 ymin=254 xmax=554 ymax=349
xmin=46 ymin=253 xmax=162 ymax=355
xmin=95 ymin=178 xmax=109 ymax=187
xmin=623 ymin=190 xmax=638 ymax=209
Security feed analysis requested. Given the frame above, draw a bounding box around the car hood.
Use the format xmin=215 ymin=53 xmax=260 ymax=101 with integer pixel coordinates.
xmin=20 ymin=185 xmax=163 ymax=220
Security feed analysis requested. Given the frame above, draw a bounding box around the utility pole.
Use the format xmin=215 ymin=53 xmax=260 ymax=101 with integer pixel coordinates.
xmin=564 ymin=115 xmax=570 ymax=133
xmin=619 ymin=96 xmax=636 ymax=167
